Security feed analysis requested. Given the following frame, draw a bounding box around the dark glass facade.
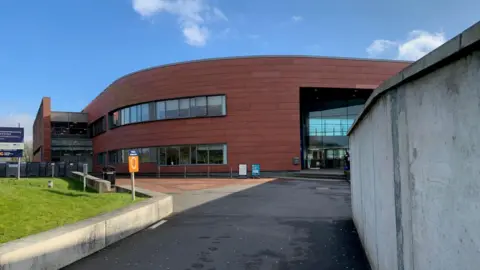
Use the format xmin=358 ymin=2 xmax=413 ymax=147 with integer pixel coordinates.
xmin=300 ymin=88 xmax=371 ymax=169
xmin=50 ymin=114 xmax=93 ymax=165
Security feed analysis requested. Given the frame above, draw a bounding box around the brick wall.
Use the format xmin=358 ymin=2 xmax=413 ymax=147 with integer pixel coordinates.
xmin=82 ymin=56 xmax=410 ymax=173
xmin=33 ymin=97 xmax=51 ymax=162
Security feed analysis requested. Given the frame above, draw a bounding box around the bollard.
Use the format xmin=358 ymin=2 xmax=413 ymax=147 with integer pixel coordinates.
xmin=17 ymin=158 xmax=20 ymax=180
xmin=184 ymin=165 xmax=187 ymax=179
xmin=157 ymin=165 xmax=161 ymax=179
xmin=207 ymin=166 xmax=210 ymax=178
xmin=82 ymin=164 xmax=88 ymax=192
xmin=230 ymin=167 xmax=233 ymax=179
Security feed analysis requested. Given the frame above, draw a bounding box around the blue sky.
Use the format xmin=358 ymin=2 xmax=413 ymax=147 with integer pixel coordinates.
xmin=0 ymin=0 xmax=478 ymax=139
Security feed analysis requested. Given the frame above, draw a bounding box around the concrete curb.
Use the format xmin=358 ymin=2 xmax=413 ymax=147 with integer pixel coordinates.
xmin=0 ymin=189 xmax=172 ymax=270
xmin=71 ymin=171 xmax=112 ymax=193
xmin=273 ymin=176 xmax=349 ymax=182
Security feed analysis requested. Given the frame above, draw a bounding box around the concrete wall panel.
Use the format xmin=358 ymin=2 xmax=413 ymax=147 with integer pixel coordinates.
xmin=404 ymin=51 xmax=480 ymax=270
xmin=350 ymin=27 xmax=480 ymax=270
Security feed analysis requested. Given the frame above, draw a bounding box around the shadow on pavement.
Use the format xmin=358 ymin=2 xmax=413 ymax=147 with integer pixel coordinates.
xmin=64 ymin=178 xmax=370 ymax=270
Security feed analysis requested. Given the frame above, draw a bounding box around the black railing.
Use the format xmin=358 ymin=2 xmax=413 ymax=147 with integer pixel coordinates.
xmin=0 ymin=162 xmax=89 ymax=178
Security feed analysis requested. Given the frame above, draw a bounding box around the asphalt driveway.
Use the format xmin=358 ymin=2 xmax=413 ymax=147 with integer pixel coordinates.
xmin=65 ymin=179 xmax=370 ymax=270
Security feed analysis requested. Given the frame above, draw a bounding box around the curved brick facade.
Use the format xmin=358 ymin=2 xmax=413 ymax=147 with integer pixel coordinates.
xmin=83 ymin=56 xmax=409 ymax=174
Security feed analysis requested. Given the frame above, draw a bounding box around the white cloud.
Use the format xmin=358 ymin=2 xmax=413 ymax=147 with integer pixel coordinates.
xmin=398 ymin=30 xmax=446 ymax=61
xmin=366 ymin=40 xmax=397 ymax=56
xmin=183 ymin=24 xmax=209 ymax=46
xmin=132 ymin=0 xmax=228 ymax=47
xmin=366 ymin=30 xmax=446 ymax=61
xmin=292 ymin=15 xmax=303 ymax=22
xmin=0 ymin=113 xmax=34 ymax=141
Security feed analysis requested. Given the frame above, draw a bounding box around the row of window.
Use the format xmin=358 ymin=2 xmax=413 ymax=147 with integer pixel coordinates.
xmin=109 ymin=95 xmax=226 ymax=129
xmin=97 ymin=144 xmax=227 ymax=166
xmin=89 ymin=117 xmax=106 ymax=137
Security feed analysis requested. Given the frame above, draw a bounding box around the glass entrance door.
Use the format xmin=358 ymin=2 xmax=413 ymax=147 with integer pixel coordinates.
xmin=307 ymin=148 xmax=347 ymax=169
xmin=323 ymin=148 xmax=347 ymax=169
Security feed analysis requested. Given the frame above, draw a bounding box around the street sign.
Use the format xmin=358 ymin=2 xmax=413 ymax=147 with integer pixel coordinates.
xmin=0 ymin=127 xmax=25 ymax=159
xmin=0 ymin=150 xmax=23 ymax=158
xmin=128 ymin=150 xmax=138 ymax=201
xmin=128 ymin=150 xmax=139 ymax=173
xmin=0 ymin=127 xmax=24 ymax=143
xmin=252 ymin=164 xmax=260 ymax=177
xmin=0 ymin=143 xmax=24 ymax=150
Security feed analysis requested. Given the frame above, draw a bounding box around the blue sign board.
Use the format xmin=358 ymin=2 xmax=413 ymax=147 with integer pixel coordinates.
xmin=128 ymin=150 xmax=138 ymax=156
xmin=252 ymin=164 xmax=261 ymax=177
xmin=0 ymin=149 xmax=23 ymax=158
xmin=0 ymin=127 xmax=24 ymax=143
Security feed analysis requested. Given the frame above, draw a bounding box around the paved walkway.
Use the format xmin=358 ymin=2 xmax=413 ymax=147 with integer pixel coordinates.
xmin=116 ymin=178 xmax=274 ymax=194
xmin=66 ymin=179 xmax=370 ymax=270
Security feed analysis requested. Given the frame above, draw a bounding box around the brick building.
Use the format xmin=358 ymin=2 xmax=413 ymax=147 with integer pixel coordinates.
xmin=33 ymin=56 xmax=409 ymax=174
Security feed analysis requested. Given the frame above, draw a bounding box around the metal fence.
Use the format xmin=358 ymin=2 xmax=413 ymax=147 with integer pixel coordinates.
xmin=0 ymin=162 xmax=89 ymax=178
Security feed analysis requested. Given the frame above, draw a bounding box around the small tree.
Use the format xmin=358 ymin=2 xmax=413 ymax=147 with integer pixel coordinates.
xmin=22 ymin=140 xmax=33 ymax=162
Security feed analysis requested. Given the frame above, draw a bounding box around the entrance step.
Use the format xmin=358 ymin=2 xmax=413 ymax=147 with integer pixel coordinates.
xmin=291 ymin=172 xmax=347 ymax=180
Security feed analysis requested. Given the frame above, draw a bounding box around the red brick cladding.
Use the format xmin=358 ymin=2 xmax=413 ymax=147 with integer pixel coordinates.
xmin=33 ymin=97 xmax=52 ymax=162
xmin=83 ymin=57 xmax=410 ymax=173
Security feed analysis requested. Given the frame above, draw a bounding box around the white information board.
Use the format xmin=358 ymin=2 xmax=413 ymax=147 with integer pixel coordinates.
xmin=239 ymin=164 xmax=247 ymax=176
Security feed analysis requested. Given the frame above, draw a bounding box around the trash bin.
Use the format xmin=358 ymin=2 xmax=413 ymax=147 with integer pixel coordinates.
xmin=102 ymin=166 xmax=116 ymax=186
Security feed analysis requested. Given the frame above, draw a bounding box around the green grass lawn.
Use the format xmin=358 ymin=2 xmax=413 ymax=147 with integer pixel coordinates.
xmin=0 ymin=177 xmax=142 ymax=244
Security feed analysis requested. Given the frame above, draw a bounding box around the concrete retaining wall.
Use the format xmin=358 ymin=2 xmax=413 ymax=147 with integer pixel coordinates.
xmin=0 ymin=192 xmax=172 ymax=270
xmin=71 ymin=171 xmax=111 ymax=193
xmin=348 ymin=22 xmax=480 ymax=270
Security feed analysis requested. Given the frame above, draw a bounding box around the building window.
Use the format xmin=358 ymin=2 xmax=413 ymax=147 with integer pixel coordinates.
xmin=140 ymin=148 xmax=152 ymax=163
xmin=89 ymin=117 xmax=106 ymax=138
xmin=179 ymin=99 xmax=190 ymax=118
xmin=130 ymin=105 xmax=138 ymax=123
xmin=156 ymin=101 xmax=166 ymax=120
xmin=111 ymin=111 xmax=120 ymax=128
xmin=190 ymin=145 xmax=197 ymax=164
xmin=122 ymin=149 xmax=129 ymax=163
xmin=111 ymin=144 xmax=227 ymax=166
xmin=109 ymin=95 xmax=226 ymax=128
xmin=166 ymin=100 xmax=179 ymax=119
xmin=123 ymin=107 xmax=130 ymax=125
xmin=207 ymin=96 xmax=226 ymax=116
xmin=120 ymin=109 xmax=125 ymax=125
xmin=97 ymin=152 xmax=105 ymax=165
xmin=196 ymin=145 xmax=209 ymax=164
xmin=191 ymin=96 xmax=207 ymax=117
xmin=179 ymin=146 xmax=190 ymax=164
xmin=208 ymin=144 xmax=226 ymax=164
xmin=108 ymin=150 xmax=121 ymax=164
xmin=166 ymin=146 xmax=179 ymax=165
xmin=141 ymin=103 xmax=150 ymax=121
xmin=158 ymin=147 xmax=166 ymax=165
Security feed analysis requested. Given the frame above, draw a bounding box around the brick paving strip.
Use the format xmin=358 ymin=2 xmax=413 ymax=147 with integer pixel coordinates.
xmin=115 ymin=178 xmax=275 ymax=194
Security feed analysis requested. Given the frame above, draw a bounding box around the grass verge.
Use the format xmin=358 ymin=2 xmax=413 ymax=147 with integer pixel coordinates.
xmin=0 ymin=177 xmax=142 ymax=244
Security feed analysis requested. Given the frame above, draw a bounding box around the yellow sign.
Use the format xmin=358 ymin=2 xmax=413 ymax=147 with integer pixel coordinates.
xmin=128 ymin=156 xmax=139 ymax=173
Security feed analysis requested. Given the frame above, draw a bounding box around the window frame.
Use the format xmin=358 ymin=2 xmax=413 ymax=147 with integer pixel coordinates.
xmin=108 ymin=94 xmax=226 ymax=129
